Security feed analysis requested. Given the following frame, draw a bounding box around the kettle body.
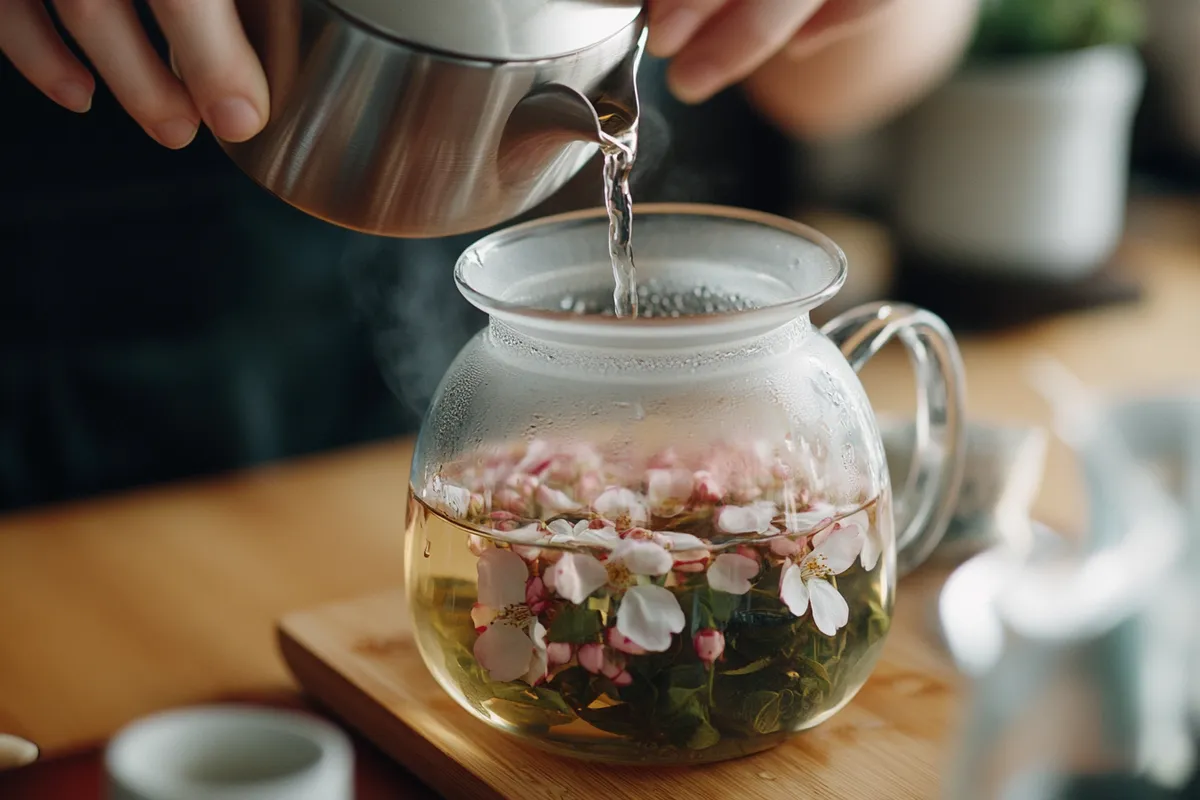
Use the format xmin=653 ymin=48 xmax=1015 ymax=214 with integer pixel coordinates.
xmin=222 ymin=0 xmax=646 ymax=238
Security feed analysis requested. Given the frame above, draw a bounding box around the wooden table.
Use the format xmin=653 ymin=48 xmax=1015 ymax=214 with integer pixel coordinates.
xmin=1 ymin=194 xmax=1198 ymax=797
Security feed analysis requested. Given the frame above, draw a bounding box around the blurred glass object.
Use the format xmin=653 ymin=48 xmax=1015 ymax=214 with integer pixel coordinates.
xmin=880 ymin=417 xmax=1047 ymax=564
xmin=940 ymin=363 xmax=1198 ymax=799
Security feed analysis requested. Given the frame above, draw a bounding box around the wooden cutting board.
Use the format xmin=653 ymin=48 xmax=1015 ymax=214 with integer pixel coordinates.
xmin=277 ymin=566 xmax=963 ymax=800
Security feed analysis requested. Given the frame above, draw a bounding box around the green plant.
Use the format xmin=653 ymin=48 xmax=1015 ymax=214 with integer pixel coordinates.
xmin=969 ymin=0 xmax=1145 ymax=59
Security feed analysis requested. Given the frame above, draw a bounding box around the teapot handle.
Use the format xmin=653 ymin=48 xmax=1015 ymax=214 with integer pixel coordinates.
xmin=820 ymin=302 xmax=967 ymax=576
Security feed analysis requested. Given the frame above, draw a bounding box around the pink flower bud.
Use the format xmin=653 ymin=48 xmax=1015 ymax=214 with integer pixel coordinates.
xmin=606 ymin=627 xmax=647 ymax=655
xmin=693 ymin=629 xmax=725 ymax=667
xmin=610 ymin=669 xmax=634 ymax=687
xmin=546 ymin=642 xmax=574 ymax=668
xmin=578 ymin=643 xmax=605 ymax=674
xmin=734 ymin=544 xmax=762 ymax=564
xmin=693 ymin=470 xmax=723 ymax=504
xmin=525 ymin=576 xmax=549 ymax=615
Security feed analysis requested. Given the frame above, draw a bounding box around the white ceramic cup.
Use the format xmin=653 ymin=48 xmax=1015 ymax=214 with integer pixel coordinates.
xmin=105 ymin=706 xmax=354 ymax=800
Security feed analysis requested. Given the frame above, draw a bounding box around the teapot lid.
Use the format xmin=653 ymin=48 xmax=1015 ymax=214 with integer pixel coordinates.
xmin=329 ymin=0 xmax=644 ymax=62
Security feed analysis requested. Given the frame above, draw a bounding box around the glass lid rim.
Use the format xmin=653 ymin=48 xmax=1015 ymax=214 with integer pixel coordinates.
xmin=453 ymin=203 xmax=850 ymax=328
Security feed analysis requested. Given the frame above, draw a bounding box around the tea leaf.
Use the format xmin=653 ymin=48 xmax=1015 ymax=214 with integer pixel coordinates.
xmin=797 ymin=656 xmax=832 ymax=690
xmin=720 ymin=656 xmax=774 ymax=676
xmin=576 ymin=704 xmax=642 ymax=737
xmin=687 ymin=721 xmax=722 ymax=750
xmin=549 ymin=666 xmax=600 ymax=710
xmin=745 ymin=691 xmax=784 ymax=735
xmin=547 ymin=603 xmax=603 ymax=643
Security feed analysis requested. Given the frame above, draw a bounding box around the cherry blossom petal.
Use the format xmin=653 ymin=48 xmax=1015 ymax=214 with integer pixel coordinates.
xmin=548 ymin=552 xmax=609 ymax=604
xmin=476 ymin=548 xmax=529 ymax=609
xmin=505 ymin=524 xmax=546 ymax=544
xmin=536 ymin=485 xmax=580 ymax=518
xmin=473 ymin=622 xmax=534 ymax=682
xmin=611 ymin=539 xmax=673 ymax=576
xmin=471 ymin=603 xmax=497 ymax=630
xmin=808 ymin=525 xmax=863 ymax=575
xmin=707 ymin=553 xmax=759 ymax=595
xmin=514 ymin=439 xmax=554 ymax=474
xmin=573 ymin=524 xmax=621 ymax=548
xmin=807 ymin=579 xmax=850 ymax=636
xmin=785 ymin=505 xmax=837 ymax=534
xmin=522 ymin=621 xmax=550 ymax=685
xmin=859 ymin=527 xmax=882 ymax=571
xmin=654 ymin=531 xmax=707 ymax=552
xmin=646 ymin=468 xmax=694 ymax=512
xmin=606 ymin=627 xmax=648 ymax=655
xmin=592 ymin=487 xmax=649 ymax=527
xmin=769 ymin=536 xmax=802 ymax=557
xmin=780 ymin=562 xmax=810 ymax=617
xmin=616 ymin=584 xmax=685 ymax=652
xmin=545 ymin=519 xmax=576 ymax=539
xmin=430 ymin=479 xmax=471 ymax=517
xmin=717 ymin=502 xmax=777 ymax=534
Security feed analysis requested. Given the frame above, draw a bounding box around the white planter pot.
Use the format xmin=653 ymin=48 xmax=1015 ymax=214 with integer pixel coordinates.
xmin=893 ymin=45 xmax=1146 ymax=280
xmin=1145 ymin=0 xmax=1200 ymax=155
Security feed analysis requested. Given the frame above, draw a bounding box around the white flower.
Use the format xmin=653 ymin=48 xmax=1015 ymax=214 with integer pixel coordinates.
xmin=717 ymin=501 xmax=778 ymax=535
xmin=652 ymin=530 xmax=711 ymax=570
xmin=811 ymin=509 xmax=878 ymax=571
xmin=536 ymin=485 xmax=580 ymax=518
xmin=546 ymin=519 xmax=621 ymax=549
xmin=783 ymin=503 xmax=837 ymax=534
xmin=501 ymin=522 xmax=550 ymax=561
xmin=779 ymin=525 xmax=862 ymax=636
xmin=842 ymin=510 xmax=879 ymax=571
xmin=645 ymin=468 xmax=694 ymax=516
xmin=429 ymin=476 xmax=470 ymax=517
xmin=472 ymin=548 xmax=548 ymax=684
xmin=592 ymin=487 xmax=649 ymax=528
xmin=707 ymin=553 xmax=759 ymax=594
xmin=616 ymin=584 xmax=685 ymax=652
xmin=547 ymin=539 xmax=684 ymax=652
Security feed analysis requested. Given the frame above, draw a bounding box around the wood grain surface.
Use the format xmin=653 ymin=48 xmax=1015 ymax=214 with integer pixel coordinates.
xmin=0 ymin=193 xmax=1197 ymax=797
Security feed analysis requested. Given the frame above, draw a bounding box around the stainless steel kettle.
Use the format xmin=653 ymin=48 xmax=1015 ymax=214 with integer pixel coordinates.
xmin=222 ymin=0 xmax=647 ymax=239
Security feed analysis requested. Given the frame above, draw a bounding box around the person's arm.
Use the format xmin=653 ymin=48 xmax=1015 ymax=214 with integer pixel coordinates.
xmin=740 ymin=0 xmax=982 ymax=141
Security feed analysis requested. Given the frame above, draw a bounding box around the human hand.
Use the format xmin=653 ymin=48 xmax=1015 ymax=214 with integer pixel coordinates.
xmin=647 ymin=0 xmax=893 ymax=104
xmin=0 ymin=0 xmax=268 ymax=148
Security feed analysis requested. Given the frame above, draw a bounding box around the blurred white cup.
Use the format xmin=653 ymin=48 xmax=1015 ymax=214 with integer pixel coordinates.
xmin=105 ymin=706 xmax=354 ymax=800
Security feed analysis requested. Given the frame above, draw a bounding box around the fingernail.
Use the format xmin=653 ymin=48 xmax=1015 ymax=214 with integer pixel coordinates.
xmin=648 ymin=9 xmax=704 ymax=58
xmin=668 ymin=65 xmax=722 ymax=105
xmin=0 ymin=734 xmax=40 ymax=771
xmin=152 ymin=118 xmax=199 ymax=149
xmin=207 ymin=97 xmax=262 ymax=142
xmin=52 ymin=81 xmax=92 ymax=113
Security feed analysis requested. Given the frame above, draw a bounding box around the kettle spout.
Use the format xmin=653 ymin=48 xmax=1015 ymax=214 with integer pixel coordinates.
xmin=506 ymin=25 xmax=647 ymax=147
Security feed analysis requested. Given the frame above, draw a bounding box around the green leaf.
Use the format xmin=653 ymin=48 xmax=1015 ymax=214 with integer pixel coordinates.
xmin=687 ymin=721 xmax=721 ymax=750
xmin=745 ymin=691 xmax=784 ymax=735
xmin=797 ymin=656 xmax=832 ymax=691
xmin=547 ymin=667 xmax=600 ymax=711
xmin=576 ymin=704 xmax=642 ymax=737
xmin=719 ymin=656 xmax=773 ymax=677
xmin=546 ymin=602 xmax=603 ymax=643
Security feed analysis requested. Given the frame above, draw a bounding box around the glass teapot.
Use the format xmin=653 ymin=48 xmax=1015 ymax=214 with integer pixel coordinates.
xmin=404 ymin=205 xmax=966 ymax=764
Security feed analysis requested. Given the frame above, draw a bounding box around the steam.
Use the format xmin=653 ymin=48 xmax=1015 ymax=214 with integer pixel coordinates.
xmin=341 ymin=233 xmax=485 ymax=426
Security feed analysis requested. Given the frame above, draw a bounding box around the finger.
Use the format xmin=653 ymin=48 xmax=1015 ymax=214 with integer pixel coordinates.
xmin=0 ymin=0 xmax=95 ymax=112
xmin=646 ymin=0 xmax=730 ymax=59
xmin=234 ymin=0 xmax=300 ymax=121
xmin=668 ymin=0 xmax=823 ymax=104
xmin=54 ymin=0 xmax=200 ymax=148
xmin=786 ymin=0 xmax=893 ymax=58
xmin=147 ymin=0 xmax=270 ymax=142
